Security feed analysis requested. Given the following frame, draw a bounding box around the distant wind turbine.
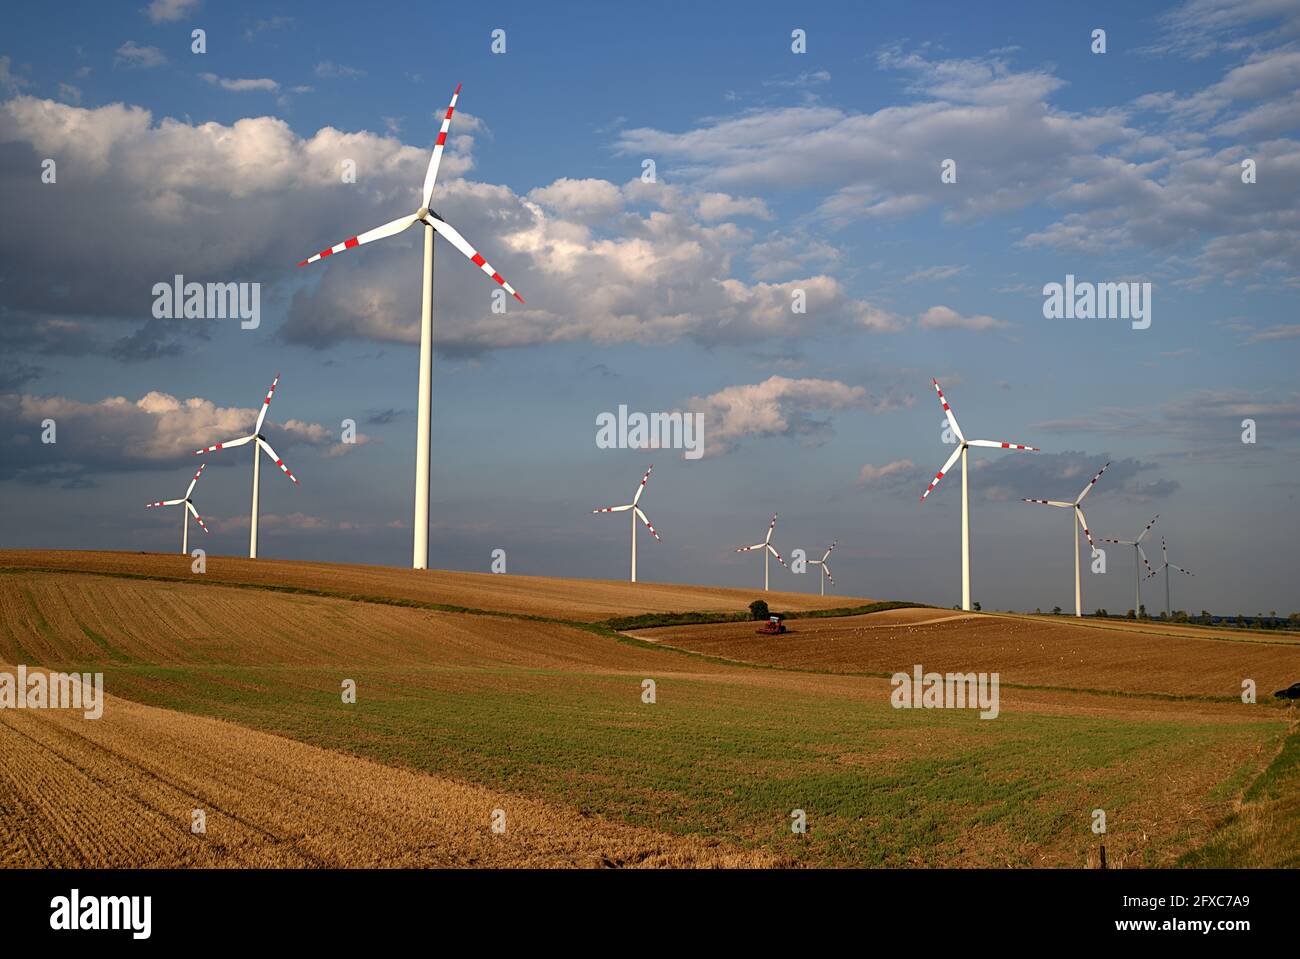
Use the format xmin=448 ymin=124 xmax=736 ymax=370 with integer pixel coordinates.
xmin=808 ymin=541 xmax=836 ymax=596
xmin=920 ymin=378 xmax=1039 ymax=610
xmin=145 ymin=462 xmax=209 ymax=554
xmin=1101 ymin=514 xmax=1159 ymax=614
xmin=1022 ymin=462 xmax=1111 ymax=617
xmin=194 ymin=375 xmax=298 ymax=559
xmin=736 ymin=514 xmax=787 ymax=591
xmin=592 ymin=466 xmax=661 ymax=583
xmin=296 ymin=83 xmax=524 ymax=571
xmin=1147 ymin=536 xmax=1193 ymax=618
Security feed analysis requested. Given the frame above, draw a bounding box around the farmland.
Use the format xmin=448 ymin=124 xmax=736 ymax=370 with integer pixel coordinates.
xmin=0 ymin=552 xmax=1295 ymax=869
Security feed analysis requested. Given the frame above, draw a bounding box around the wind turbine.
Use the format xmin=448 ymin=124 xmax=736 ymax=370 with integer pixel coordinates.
xmin=296 ymin=83 xmax=524 ymax=571
xmin=194 ymin=375 xmax=298 ymax=559
xmin=145 ymin=462 xmax=209 ymax=554
xmin=1022 ymin=462 xmax=1110 ymax=618
xmin=591 ymin=466 xmax=661 ymax=583
xmin=808 ymin=542 xmax=836 ymax=596
xmin=1146 ymin=536 xmax=1193 ymax=618
xmin=1100 ymin=515 xmax=1158 ymax=615
xmin=736 ymin=514 xmax=787 ymax=591
xmin=920 ymin=378 xmax=1039 ymax=611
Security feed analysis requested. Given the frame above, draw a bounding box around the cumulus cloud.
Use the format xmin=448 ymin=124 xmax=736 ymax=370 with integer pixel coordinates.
xmin=617 ymin=41 xmax=1300 ymax=287
xmin=114 ymin=42 xmax=167 ymax=69
xmin=687 ymin=375 xmax=909 ymax=455
xmin=0 ymin=95 xmax=895 ymax=359
xmin=917 ymin=305 xmax=1010 ymax=331
xmin=0 ymin=390 xmax=361 ymax=486
xmin=856 ymin=459 xmax=916 ymax=487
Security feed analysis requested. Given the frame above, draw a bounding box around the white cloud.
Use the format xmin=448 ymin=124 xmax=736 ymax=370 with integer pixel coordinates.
xmin=917 ymin=305 xmax=1010 ymax=331
xmin=856 ymin=459 xmax=916 ymax=486
xmin=0 ymin=96 xmax=894 ymax=356
xmin=143 ymin=0 xmax=199 ymax=22
xmin=687 ymin=375 xmax=909 ymax=455
xmin=114 ymin=41 xmax=167 ymax=69
xmin=0 ymin=390 xmax=356 ymax=484
xmin=199 ymin=73 xmax=279 ymax=93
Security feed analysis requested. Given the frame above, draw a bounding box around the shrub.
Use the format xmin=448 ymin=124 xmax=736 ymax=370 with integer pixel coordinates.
xmin=749 ymin=599 xmax=770 ymax=621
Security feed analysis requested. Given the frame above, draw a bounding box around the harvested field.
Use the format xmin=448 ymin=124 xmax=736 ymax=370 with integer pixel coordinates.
xmin=0 ymin=550 xmax=871 ymax=622
xmin=0 ymin=570 xmax=711 ymax=672
xmin=632 ymin=610 xmax=1300 ymax=698
xmin=0 ymin=667 xmax=775 ymax=868
xmin=1 ymin=555 xmax=1294 ymax=868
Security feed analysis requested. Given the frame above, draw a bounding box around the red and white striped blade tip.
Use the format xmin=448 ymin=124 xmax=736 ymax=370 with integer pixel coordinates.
xmin=426 ymin=216 xmax=526 ymax=303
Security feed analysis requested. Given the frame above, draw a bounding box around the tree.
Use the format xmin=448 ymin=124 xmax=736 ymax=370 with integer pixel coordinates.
xmin=1139 ymin=604 xmax=1147 ymax=619
xmin=973 ymin=601 xmax=982 ymax=612
xmin=1035 ymin=607 xmax=1042 ymax=615
xmin=1052 ymin=606 xmax=1062 ymax=616
xmin=1126 ymin=609 xmax=1136 ymax=620
xmin=749 ymin=600 xmax=769 ymax=621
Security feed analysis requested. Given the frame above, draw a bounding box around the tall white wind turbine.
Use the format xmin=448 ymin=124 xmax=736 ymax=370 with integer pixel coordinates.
xmin=1101 ymin=514 xmax=1158 ymax=615
xmin=920 ymin=378 xmax=1039 ymax=611
xmin=735 ymin=514 xmax=787 ymax=591
xmin=1022 ymin=462 xmax=1110 ymax=618
xmin=1146 ymin=536 xmax=1193 ymax=618
xmin=808 ymin=541 xmax=836 ymax=596
xmin=194 ymin=375 xmax=299 ymax=559
xmin=592 ymin=466 xmax=661 ymax=583
xmin=296 ymin=83 xmax=524 ymax=571
xmin=145 ymin=462 xmax=209 ymax=555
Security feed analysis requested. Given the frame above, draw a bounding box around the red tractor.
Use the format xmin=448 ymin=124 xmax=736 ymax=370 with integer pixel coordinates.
xmin=756 ymin=614 xmax=787 ymax=635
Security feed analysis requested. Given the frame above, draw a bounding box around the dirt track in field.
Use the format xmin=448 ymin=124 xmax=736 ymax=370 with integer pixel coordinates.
xmin=0 ymin=666 xmax=778 ymax=868
xmin=0 ymin=550 xmax=871 ymax=621
xmin=632 ymin=610 xmax=1300 ymax=698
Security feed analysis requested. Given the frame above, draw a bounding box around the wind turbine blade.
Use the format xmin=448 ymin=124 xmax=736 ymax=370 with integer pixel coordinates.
xmin=195 ymin=434 xmax=254 ymax=454
xmin=1137 ymin=543 xmax=1155 ymax=576
xmin=421 ymin=83 xmax=462 ymax=209
xmin=632 ymin=465 xmax=653 ymax=506
xmin=1022 ymin=499 xmax=1072 ymax=508
xmin=968 ymin=439 xmax=1039 ymax=451
xmin=255 ymin=374 xmax=279 ymax=433
xmin=634 ymin=506 xmax=661 ymax=541
xmin=297 ymin=213 xmax=421 ymax=266
xmin=427 ymin=216 xmax=525 ymax=303
xmin=736 ymin=542 xmax=766 ymax=552
xmin=1171 ymin=564 xmax=1193 ymax=576
xmin=186 ymin=501 xmax=209 ymax=532
xmin=257 ymin=437 xmax=299 ymax=485
xmin=1100 ymin=537 xmax=1134 ymax=545
xmin=765 ymin=514 xmax=778 ymax=543
xmin=1075 ymin=462 xmax=1111 ymax=503
xmin=821 ymin=542 xmax=836 ymax=562
xmin=1137 ymin=514 xmax=1159 ymax=544
xmin=931 ymin=378 xmax=966 ymax=444
xmin=921 ymin=445 xmax=963 ymax=501
xmin=592 ymin=504 xmax=633 ymax=513
xmin=1076 ymin=505 xmax=1095 ymax=548
xmin=766 ymin=544 xmax=787 ymax=568
xmin=184 ymin=462 xmax=206 ymax=497
xmin=822 ymin=562 xmax=834 ymax=584
xmin=146 ymin=499 xmax=184 ymax=508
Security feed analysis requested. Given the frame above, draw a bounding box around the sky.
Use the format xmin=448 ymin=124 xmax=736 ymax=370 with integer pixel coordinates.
xmin=1 ymin=0 xmax=1298 ymax=614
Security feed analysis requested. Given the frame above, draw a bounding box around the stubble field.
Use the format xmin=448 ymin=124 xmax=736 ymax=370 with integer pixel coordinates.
xmin=0 ymin=551 xmax=1295 ymax=869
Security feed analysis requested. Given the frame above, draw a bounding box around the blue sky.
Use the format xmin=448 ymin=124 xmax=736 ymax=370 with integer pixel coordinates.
xmin=1 ymin=0 xmax=1298 ymax=614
